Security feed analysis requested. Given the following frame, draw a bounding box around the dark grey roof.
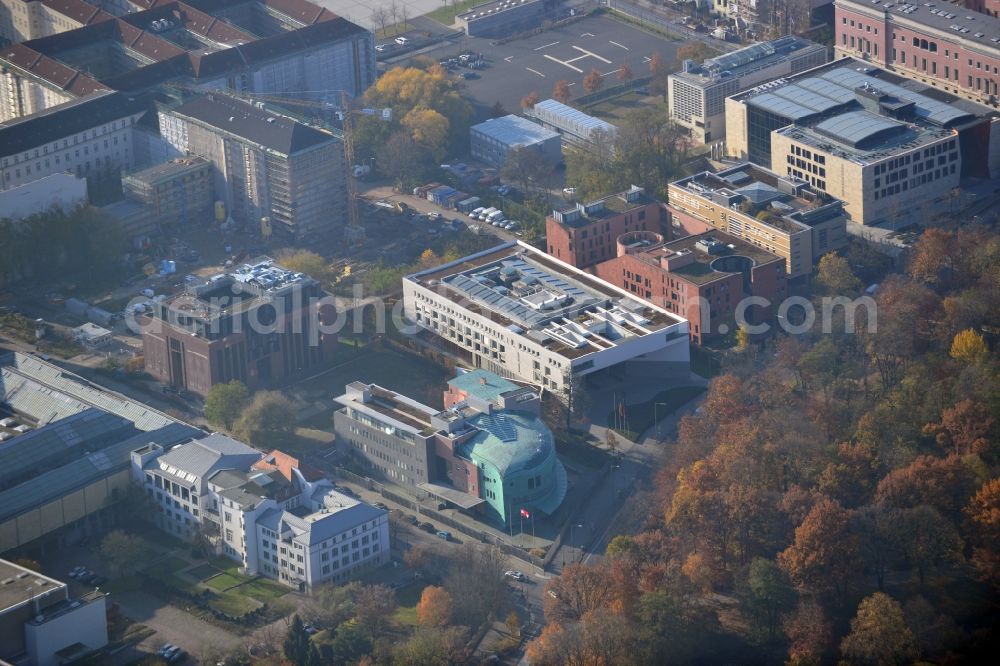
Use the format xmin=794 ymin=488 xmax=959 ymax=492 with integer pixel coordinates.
xmin=0 ymin=422 xmax=199 ymax=523
xmin=0 ymin=408 xmax=135 ymax=490
xmin=0 ymin=92 xmax=150 ymax=158
xmin=168 ymin=94 xmax=337 ymax=154
xmin=840 ymin=0 xmax=1000 ymax=49
xmin=814 ymin=110 xmax=908 ymax=149
xmin=0 ymin=352 xmax=178 ymax=431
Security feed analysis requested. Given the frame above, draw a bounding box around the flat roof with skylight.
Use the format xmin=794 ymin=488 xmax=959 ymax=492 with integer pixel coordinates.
xmin=406 ymin=241 xmax=687 ymax=361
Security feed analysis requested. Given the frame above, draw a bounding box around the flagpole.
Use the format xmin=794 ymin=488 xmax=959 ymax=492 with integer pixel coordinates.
xmin=519 ymin=511 xmax=523 ymax=547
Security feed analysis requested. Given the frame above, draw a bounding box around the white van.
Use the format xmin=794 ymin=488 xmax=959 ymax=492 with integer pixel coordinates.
xmin=478 ymin=207 xmax=498 ymax=221
xmin=486 ymin=210 xmax=505 ymax=224
xmin=469 ymin=206 xmax=486 ymax=219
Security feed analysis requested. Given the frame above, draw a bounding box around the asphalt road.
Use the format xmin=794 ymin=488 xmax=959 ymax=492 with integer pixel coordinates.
xmin=412 ymin=14 xmax=681 ymax=113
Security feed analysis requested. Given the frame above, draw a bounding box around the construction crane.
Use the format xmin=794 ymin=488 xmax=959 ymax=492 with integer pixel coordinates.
xmin=165 ymin=85 xmax=388 ymax=245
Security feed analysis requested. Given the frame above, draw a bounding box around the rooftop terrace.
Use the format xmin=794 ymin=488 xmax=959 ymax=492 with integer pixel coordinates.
xmin=408 ymin=242 xmax=685 ymax=360
xmin=673 ymin=163 xmax=844 ymax=232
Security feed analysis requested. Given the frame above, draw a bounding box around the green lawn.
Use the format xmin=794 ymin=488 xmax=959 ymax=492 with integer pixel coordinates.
xmin=393 ymin=582 xmax=427 ymax=627
xmin=608 ymin=386 xmax=706 ymax=440
xmin=205 ymin=572 xmax=244 ymax=591
xmin=425 ymin=0 xmax=480 ymax=26
xmin=239 ymin=577 xmax=289 ymax=602
xmin=298 ymin=345 xmax=450 ymax=409
xmin=208 ymin=590 xmax=260 ymax=616
xmin=187 ymin=563 xmax=218 ymax=581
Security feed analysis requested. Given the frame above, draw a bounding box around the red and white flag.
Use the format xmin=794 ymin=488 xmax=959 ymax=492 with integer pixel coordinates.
xmin=520 ymin=508 xmax=530 ymax=519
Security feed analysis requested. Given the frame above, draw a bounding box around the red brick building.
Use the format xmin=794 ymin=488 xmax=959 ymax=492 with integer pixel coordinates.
xmin=142 ymin=258 xmax=337 ymax=395
xmin=835 ymin=0 xmax=1000 ymax=107
xmin=963 ymin=0 xmax=1000 ymax=19
xmin=545 ymin=186 xmax=666 ymax=269
xmin=593 ymin=230 xmax=786 ymax=344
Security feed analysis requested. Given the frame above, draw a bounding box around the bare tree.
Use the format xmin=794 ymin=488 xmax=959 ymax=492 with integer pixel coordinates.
xmin=389 ymin=0 xmax=400 ymax=34
xmin=400 ymin=3 xmax=409 ymax=32
xmin=370 ymin=5 xmax=389 ymax=39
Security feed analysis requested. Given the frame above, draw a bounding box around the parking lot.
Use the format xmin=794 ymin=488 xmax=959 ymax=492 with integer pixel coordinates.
xmin=419 ymin=14 xmax=680 ymax=113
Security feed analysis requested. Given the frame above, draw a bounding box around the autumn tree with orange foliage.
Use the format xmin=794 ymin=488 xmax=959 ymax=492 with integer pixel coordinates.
xmin=416 ymin=585 xmax=452 ymax=627
xmin=965 ymin=477 xmax=1000 ymax=588
xmin=521 ymin=91 xmax=540 ymax=109
xmin=778 ymin=498 xmax=861 ymax=608
xmin=552 ymin=79 xmax=572 ymax=103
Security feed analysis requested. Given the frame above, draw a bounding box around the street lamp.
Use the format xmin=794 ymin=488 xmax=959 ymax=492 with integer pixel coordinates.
xmin=654 ymin=402 xmax=669 ymax=440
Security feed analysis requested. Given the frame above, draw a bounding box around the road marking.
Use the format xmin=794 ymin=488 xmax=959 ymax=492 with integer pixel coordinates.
xmin=543 ymin=53 xmax=583 ymax=73
xmin=572 ymin=45 xmax=611 ymax=64
xmin=567 ymin=81 xmax=577 ymax=87
xmin=526 ymin=67 xmax=545 ymax=77
xmin=609 ymin=40 xmax=629 ymax=50
xmin=581 ymin=32 xmax=595 ymax=37
xmin=601 ymin=69 xmax=618 ymax=77
xmin=642 ymin=56 xmax=651 ymax=63
xmin=504 ymin=55 xmax=513 ymax=62
xmin=534 ymin=41 xmax=559 ymax=51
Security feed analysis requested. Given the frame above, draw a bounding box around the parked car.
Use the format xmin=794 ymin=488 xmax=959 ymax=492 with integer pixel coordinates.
xmin=420 ymin=522 xmax=435 ymax=533
xmin=303 ymin=624 xmax=319 ymax=635
xmin=157 ymin=644 xmax=177 ymax=658
xmin=375 ymin=43 xmax=392 ymax=53
xmin=68 ymin=566 xmax=85 ymax=579
xmin=168 ymin=648 xmax=187 ymax=663
xmin=374 ymin=502 xmax=388 ymax=510
xmin=436 ymin=530 xmax=451 ymax=541
xmin=505 ymin=570 xmax=526 ymax=582
xmin=469 ymin=207 xmax=486 ymax=219
xmin=161 ymin=386 xmax=179 ymax=394
xmin=405 ymin=514 xmax=419 ymax=525
xmin=394 ymin=36 xmax=411 ymax=46
xmin=562 ymin=187 xmax=577 ymax=197
xmin=461 ymin=72 xmax=478 ymax=80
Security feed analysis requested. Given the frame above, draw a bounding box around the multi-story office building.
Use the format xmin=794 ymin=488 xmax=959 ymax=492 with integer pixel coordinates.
xmin=0 ymin=351 xmax=199 ymax=555
xmin=965 ymin=0 xmax=1000 ymax=18
xmin=0 ymin=92 xmax=147 ymax=191
xmin=141 ymin=257 xmax=338 ymax=395
xmin=594 ymin=231 xmax=786 ymax=344
xmin=158 ymin=94 xmax=346 ymax=241
xmin=470 ymin=114 xmax=561 ymax=168
xmin=334 ymin=369 xmax=565 ymax=525
xmin=668 ymin=36 xmax=828 ymax=144
xmin=545 ymin=186 xmax=665 ymax=269
xmin=122 ymin=156 xmax=214 ymax=227
xmin=403 ymin=241 xmax=690 ymax=399
xmin=523 ymin=99 xmax=617 ymax=148
xmin=667 ymin=163 xmax=848 ymax=283
xmin=834 ymin=0 xmax=1000 ymax=107
xmin=0 ymin=0 xmax=113 ymax=45
xmin=131 ymin=436 xmax=389 ymax=591
xmin=726 ymin=58 xmax=1000 ymax=225
xmin=0 ymin=559 xmax=108 ymax=666
xmin=0 ymin=0 xmax=374 ymax=121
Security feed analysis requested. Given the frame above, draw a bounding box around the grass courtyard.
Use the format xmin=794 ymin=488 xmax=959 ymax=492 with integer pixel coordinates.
xmin=393 ymin=582 xmax=428 ymax=627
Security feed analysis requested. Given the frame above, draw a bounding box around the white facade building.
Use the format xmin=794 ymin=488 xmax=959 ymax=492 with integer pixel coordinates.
xmin=403 ymin=241 xmax=690 ymax=399
xmin=131 ymin=434 xmax=389 ymax=592
xmin=0 ymin=172 xmax=87 ymax=220
xmin=0 ymin=92 xmax=145 ymax=191
xmin=667 ymin=36 xmax=828 ymax=144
